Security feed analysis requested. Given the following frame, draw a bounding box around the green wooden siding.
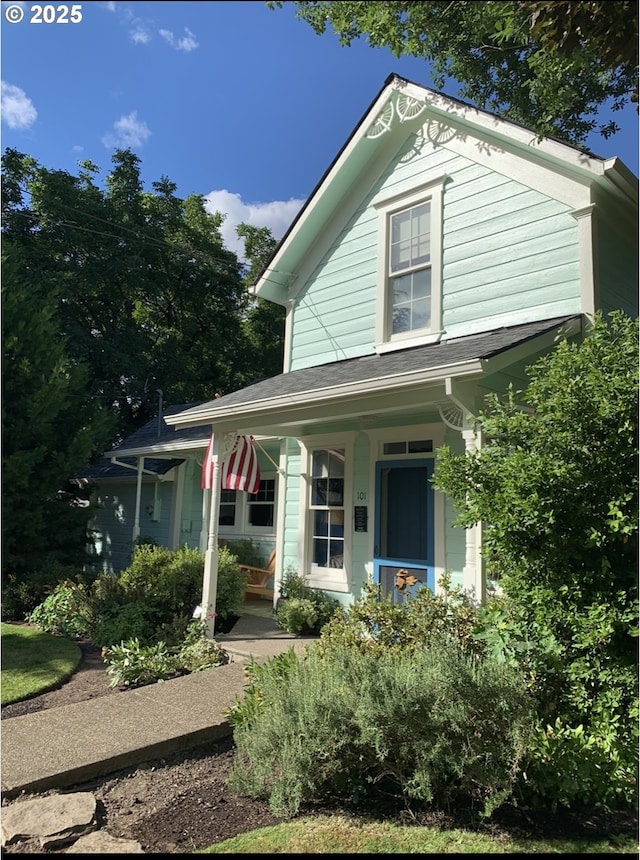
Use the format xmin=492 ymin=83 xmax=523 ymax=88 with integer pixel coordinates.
xmin=290 ymin=138 xmax=582 ymax=371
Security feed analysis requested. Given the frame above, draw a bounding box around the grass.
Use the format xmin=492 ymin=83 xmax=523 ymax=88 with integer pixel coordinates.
xmin=1 ymin=621 xmax=81 ymax=705
xmin=199 ymin=814 xmax=638 ymax=854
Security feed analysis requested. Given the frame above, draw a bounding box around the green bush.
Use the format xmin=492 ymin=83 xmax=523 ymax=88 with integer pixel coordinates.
xmin=275 ymin=569 xmax=342 ymax=634
xmin=118 ymin=544 xmax=203 ymax=616
xmin=223 ymin=538 xmax=265 ymax=567
xmin=26 ymin=579 xmax=94 ymax=639
xmin=1 ymin=563 xmax=88 ymax=622
xmin=316 ymin=578 xmax=480 ymax=659
xmin=102 ymin=638 xmax=182 ymax=688
xmin=102 ymin=620 xmax=229 ymax=687
xmin=229 ymin=640 xmax=535 ymax=819
xmin=214 ymin=545 xmax=249 ymax=620
xmin=177 ymin=621 xmax=230 ymax=673
xmin=276 ymin=597 xmax=318 ymax=635
xmin=91 ymin=602 xmax=161 ymax=648
xmin=434 ymin=311 xmax=639 ymax=812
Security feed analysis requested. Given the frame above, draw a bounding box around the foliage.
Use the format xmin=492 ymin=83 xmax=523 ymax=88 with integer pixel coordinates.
xmin=102 ymin=638 xmax=182 ymax=688
xmin=26 ymin=579 xmax=94 ymax=640
xmin=214 ymin=544 xmax=250 ymax=619
xmin=236 ymin=223 xmax=286 ymax=382
xmin=1 ymin=563 xmax=86 ymax=622
xmin=225 ymin=648 xmax=301 ymax=732
xmin=272 ymin=1 xmax=638 ymax=144
xmin=1 ymin=147 xmax=283 ymax=578
xmin=90 ymin=602 xmax=161 ymax=648
xmin=102 ymin=620 xmax=229 ymax=688
xmin=275 ymin=568 xmax=343 ymax=634
xmin=118 ymin=544 xmax=204 ymax=618
xmin=315 ymin=578 xmax=480 ymax=659
xmin=176 ymin=620 xmax=230 ymax=674
xmin=275 ymin=598 xmax=319 ymax=635
xmin=1 ymin=240 xmax=113 ymax=578
xmin=433 ymin=311 xmax=639 ymax=811
xmin=229 ymin=640 xmax=535 ymax=819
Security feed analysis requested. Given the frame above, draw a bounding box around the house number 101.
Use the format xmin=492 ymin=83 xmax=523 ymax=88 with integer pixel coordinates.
xmin=356 ymin=490 xmax=367 ymax=501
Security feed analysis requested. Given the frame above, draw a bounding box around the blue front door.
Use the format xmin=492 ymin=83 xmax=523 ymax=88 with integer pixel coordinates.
xmin=373 ymin=460 xmax=434 ymax=603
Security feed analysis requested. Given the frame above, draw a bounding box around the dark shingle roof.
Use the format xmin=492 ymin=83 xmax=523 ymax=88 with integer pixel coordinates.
xmin=176 ymin=316 xmax=579 ymax=417
xmin=74 ymin=456 xmax=185 ymax=482
xmin=108 ymin=404 xmax=211 ymax=453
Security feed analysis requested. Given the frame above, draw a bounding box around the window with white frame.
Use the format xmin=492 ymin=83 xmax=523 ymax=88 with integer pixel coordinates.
xmin=310 ymin=448 xmax=345 ymax=569
xmin=247 ymin=478 xmax=275 ymax=528
xmin=375 ymin=178 xmax=444 ymax=351
xmin=217 ymin=475 xmax=276 ymax=532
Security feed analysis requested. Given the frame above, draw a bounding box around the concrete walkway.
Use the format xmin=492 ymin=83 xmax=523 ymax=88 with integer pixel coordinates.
xmin=1 ymin=604 xmax=318 ymax=800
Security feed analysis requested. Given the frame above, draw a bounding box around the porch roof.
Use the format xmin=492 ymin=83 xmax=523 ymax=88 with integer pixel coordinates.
xmin=166 ymin=315 xmax=581 ymax=433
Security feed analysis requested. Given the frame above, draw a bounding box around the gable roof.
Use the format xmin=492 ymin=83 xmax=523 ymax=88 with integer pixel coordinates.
xmin=166 ymin=315 xmax=581 ymax=433
xmin=254 ymin=74 xmax=637 ymax=307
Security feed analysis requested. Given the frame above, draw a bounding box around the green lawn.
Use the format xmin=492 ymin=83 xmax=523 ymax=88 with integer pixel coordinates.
xmin=199 ymin=814 xmax=638 ymax=854
xmin=1 ymin=622 xmax=81 ymax=704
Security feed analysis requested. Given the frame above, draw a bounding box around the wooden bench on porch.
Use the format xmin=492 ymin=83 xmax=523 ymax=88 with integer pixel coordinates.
xmin=239 ymin=549 xmax=275 ymax=601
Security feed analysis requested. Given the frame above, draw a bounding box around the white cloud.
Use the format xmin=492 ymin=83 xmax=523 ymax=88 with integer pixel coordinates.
xmin=101 ymin=111 xmax=151 ymax=149
xmin=203 ymin=190 xmax=304 ymax=261
xmin=130 ymin=25 xmax=151 ymax=45
xmin=72 ymin=144 xmax=84 ymax=153
xmin=159 ymin=26 xmax=199 ymax=52
xmin=1 ymin=81 xmax=37 ymax=130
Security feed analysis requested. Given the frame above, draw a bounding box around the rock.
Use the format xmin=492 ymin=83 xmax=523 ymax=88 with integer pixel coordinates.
xmin=1 ymin=792 xmax=97 ymax=849
xmin=65 ymin=831 xmax=145 ymax=853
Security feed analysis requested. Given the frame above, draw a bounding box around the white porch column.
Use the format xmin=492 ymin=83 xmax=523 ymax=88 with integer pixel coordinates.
xmin=461 ymin=426 xmax=483 ymax=603
xmin=201 ymin=432 xmax=237 ymax=639
xmin=131 ymin=457 xmax=144 ymax=544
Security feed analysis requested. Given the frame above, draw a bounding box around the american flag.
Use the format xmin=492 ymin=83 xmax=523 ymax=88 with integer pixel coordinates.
xmin=201 ymin=434 xmax=261 ymax=494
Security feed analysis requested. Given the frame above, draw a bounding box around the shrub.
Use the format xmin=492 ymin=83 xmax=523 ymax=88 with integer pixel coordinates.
xmin=26 ymin=579 xmax=94 ymax=639
xmin=118 ymin=544 xmax=203 ymax=616
xmin=91 ymin=602 xmax=161 ymax=648
xmin=275 ymin=597 xmax=318 ymax=635
xmin=316 ymin=577 xmax=480 ymax=659
xmin=228 ymin=640 xmax=535 ymax=819
xmin=275 ymin=569 xmax=342 ymax=634
xmin=102 ymin=620 xmax=229 ymax=687
xmin=102 ymin=638 xmax=182 ymax=688
xmin=214 ymin=544 xmax=249 ymax=620
xmin=1 ymin=563 xmax=87 ymax=622
xmin=176 ymin=621 xmax=230 ymax=673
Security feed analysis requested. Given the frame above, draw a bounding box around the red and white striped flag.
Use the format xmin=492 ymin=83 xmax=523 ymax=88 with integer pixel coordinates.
xmin=201 ymin=434 xmax=261 ymax=495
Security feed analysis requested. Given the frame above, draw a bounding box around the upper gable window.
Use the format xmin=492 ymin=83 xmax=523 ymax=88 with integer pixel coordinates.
xmin=375 ymin=178 xmax=445 ymax=352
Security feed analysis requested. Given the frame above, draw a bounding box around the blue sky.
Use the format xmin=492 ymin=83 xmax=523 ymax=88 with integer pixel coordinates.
xmin=2 ymin=0 xmax=638 ymax=259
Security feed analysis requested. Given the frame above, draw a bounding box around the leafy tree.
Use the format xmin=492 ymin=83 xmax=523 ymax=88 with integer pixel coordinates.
xmin=272 ymin=1 xmax=638 ymax=144
xmin=237 ymin=222 xmax=285 ymax=381
xmin=1 ymin=148 xmax=285 ymax=577
xmin=2 ymin=241 xmax=114 ymax=575
xmin=1 ymin=148 xmax=251 ymax=441
xmin=434 ymin=311 xmax=639 ymax=808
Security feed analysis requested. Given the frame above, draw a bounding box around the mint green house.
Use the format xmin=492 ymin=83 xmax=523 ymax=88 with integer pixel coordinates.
xmin=90 ymin=76 xmax=638 ymax=630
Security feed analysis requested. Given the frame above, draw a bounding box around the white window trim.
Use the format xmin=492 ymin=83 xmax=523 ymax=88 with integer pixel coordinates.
xmin=374 ymin=177 xmax=446 ymax=353
xmin=298 ymin=433 xmax=355 ymax=593
xmin=217 ymin=471 xmax=278 ymax=536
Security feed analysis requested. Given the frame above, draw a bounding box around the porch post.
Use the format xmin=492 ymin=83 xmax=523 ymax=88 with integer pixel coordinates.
xmin=201 ymin=455 xmax=222 ymax=639
xmin=461 ymin=426 xmax=483 ymax=603
xmin=132 ymin=457 xmax=144 ymax=545
xmin=200 ymin=431 xmax=237 ymax=639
